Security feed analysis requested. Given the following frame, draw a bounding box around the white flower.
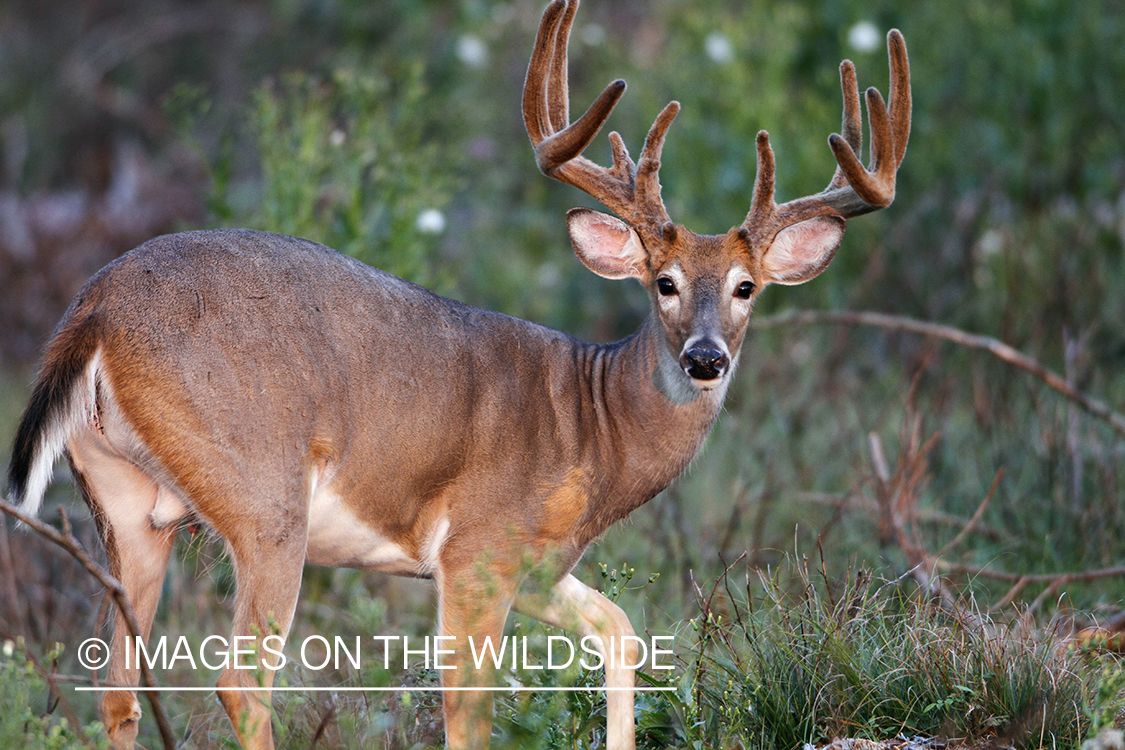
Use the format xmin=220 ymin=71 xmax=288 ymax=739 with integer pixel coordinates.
xmin=456 ymin=35 xmax=488 ymax=68
xmin=848 ymin=21 xmax=881 ymax=53
xmin=976 ymin=228 xmax=1004 ymax=259
xmin=580 ymin=23 xmax=606 ymax=47
xmin=416 ymin=209 xmax=446 ymax=235
xmin=705 ymin=32 xmax=734 ymax=64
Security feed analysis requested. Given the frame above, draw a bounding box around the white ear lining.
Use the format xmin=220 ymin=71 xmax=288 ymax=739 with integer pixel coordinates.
xmin=566 ymin=208 xmax=648 ymax=280
xmin=761 ymin=215 xmax=845 ymax=286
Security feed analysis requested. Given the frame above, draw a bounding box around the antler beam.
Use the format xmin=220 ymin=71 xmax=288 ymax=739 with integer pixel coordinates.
xmin=744 ymin=30 xmax=911 ymax=246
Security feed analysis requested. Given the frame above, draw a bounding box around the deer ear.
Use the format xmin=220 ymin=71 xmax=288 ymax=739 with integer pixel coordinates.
xmin=760 ymin=215 xmax=846 ymax=286
xmin=566 ymin=208 xmax=647 ymax=280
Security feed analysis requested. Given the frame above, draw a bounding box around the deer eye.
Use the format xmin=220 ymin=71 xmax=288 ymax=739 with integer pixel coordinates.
xmin=735 ymin=280 xmax=756 ymax=299
xmin=656 ymin=277 xmax=677 ymax=296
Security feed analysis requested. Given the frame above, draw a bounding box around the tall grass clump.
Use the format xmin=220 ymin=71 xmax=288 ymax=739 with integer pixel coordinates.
xmin=690 ymin=560 xmax=1090 ymax=749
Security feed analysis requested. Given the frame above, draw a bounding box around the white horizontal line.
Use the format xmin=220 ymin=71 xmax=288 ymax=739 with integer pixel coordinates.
xmin=76 ymin=686 xmax=675 ymax=693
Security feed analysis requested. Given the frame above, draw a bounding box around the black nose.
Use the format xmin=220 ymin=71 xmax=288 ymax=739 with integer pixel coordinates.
xmin=680 ymin=346 xmax=729 ymax=381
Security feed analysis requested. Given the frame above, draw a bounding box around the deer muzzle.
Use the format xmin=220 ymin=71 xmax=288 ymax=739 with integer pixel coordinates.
xmin=679 ymin=341 xmax=730 ymax=382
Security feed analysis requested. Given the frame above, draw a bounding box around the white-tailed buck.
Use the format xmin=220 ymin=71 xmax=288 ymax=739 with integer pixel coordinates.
xmin=6 ymin=1 xmax=910 ymax=747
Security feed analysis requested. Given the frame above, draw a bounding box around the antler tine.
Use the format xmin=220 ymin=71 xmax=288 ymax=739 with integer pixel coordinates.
xmin=524 ymin=0 xmax=677 ymax=229
xmin=545 ymin=0 xmax=578 ymax=132
xmin=523 ymin=0 xmax=566 ymax=149
xmin=830 ymin=85 xmax=895 ymax=206
xmin=525 ymin=0 xmax=623 ymax=166
xmin=743 ymin=28 xmax=911 ymax=243
xmin=746 ymin=130 xmax=777 ymax=228
xmin=827 ymin=61 xmax=862 ymax=191
xmin=633 ymin=101 xmax=680 ymax=227
xmin=532 ymin=81 xmax=627 ymax=173
xmin=886 ymin=29 xmax=911 ymax=168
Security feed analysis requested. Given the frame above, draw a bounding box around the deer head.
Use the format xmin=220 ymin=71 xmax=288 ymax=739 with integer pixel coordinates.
xmin=524 ymin=0 xmax=910 ymax=399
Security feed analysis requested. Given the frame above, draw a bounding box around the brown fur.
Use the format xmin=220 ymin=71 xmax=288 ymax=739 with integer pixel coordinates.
xmin=7 ymin=2 xmax=911 ymax=747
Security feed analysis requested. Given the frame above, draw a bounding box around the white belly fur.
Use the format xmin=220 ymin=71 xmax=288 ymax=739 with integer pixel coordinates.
xmin=305 ymin=486 xmax=410 ymax=570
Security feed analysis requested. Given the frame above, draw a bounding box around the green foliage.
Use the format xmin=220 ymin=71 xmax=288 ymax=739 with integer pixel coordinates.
xmin=1078 ymin=650 xmax=1125 ymax=739
xmin=286 ymin=561 xmax=1113 ymax=750
xmin=0 ymin=640 xmax=107 ymax=750
xmin=252 ymin=66 xmax=454 ymax=287
xmin=172 ymin=57 xmax=457 ymax=290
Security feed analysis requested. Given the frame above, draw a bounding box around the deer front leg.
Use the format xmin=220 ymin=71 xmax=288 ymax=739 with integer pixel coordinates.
xmin=515 ymin=574 xmax=638 ymax=750
xmin=436 ymin=560 xmax=517 ymax=750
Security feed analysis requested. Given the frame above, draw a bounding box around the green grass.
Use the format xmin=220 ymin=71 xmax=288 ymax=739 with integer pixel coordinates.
xmin=2 ymin=0 xmax=1124 ymax=746
xmin=694 ymin=561 xmax=1090 ymax=749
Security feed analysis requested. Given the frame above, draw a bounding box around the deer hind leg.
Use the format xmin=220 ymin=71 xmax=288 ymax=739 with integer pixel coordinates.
xmin=515 ymin=574 xmax=638 ymax=750
xmin=213 ymin=505 xmax=307 ymax=750
xmin=67 ymin=429 xmax=176 ymax=750
xmin=435 ymin=553 xmax=519 ymax=750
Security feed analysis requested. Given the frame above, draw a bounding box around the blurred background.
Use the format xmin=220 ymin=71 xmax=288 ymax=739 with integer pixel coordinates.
xmin=0 ymin=0 xmax=1123 ymax=746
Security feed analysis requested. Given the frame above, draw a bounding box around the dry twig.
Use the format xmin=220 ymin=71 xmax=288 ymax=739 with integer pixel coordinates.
xmin=752 ymin=310 xmax=1125 ymax=439
xmin=0 ymin=499 xmax=176 ymax=750
xmin=935 ymin=561 xmax=1125 ymax=585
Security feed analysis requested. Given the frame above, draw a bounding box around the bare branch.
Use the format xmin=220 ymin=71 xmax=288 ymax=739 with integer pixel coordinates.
xmin=751 ymin=309 xmax=1125 ymax=440
xmin=0 ymin=500 xmax=176 ymax=750
xmin=992 ymin=577 xmax=1031 ymax=612
xmin=935 ymin=561 xmax=1125 ymax=584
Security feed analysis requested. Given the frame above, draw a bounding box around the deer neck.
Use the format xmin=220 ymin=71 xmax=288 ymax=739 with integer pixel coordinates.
xmin=582 ymin=315 xmax=729 ymax=520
